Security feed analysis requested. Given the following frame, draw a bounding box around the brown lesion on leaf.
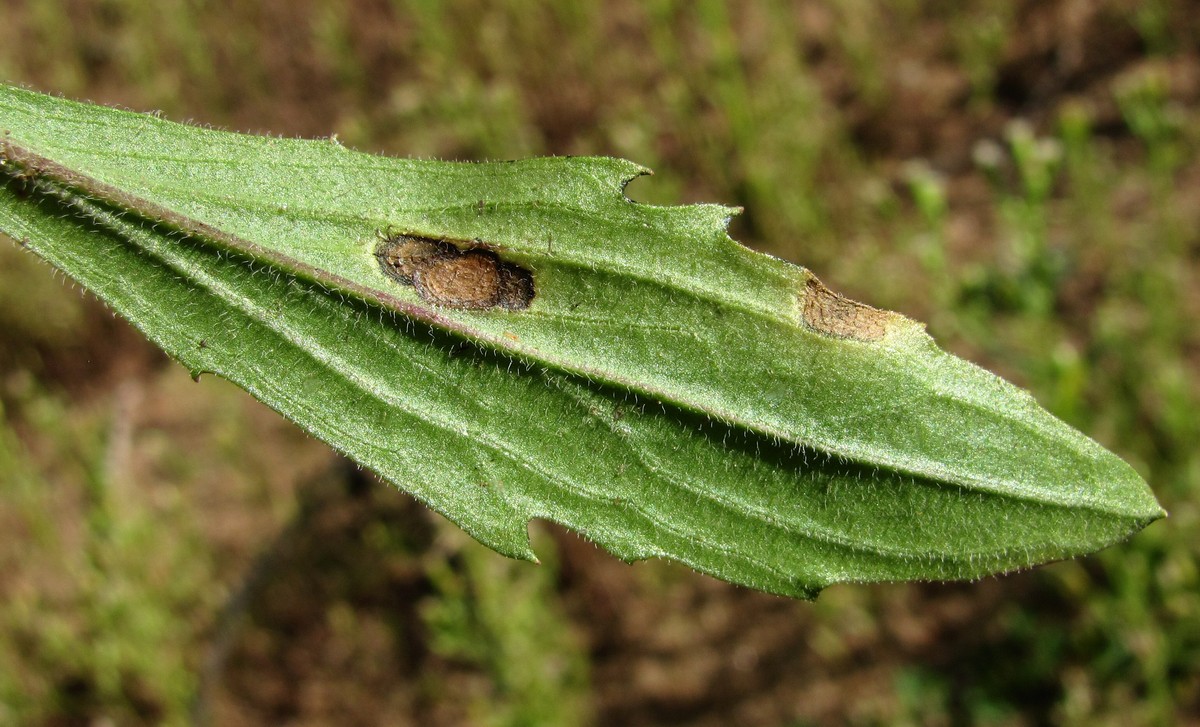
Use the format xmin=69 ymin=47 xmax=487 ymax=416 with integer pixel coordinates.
xmin=800 ymin=276 xmax=893 ymax=342
xmin=375 ymin=233 xmax=534 ymax=311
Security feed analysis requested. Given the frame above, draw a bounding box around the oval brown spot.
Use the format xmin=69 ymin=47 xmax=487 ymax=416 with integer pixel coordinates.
xmin=801 ymin=276 xmax=892 ymax=342
xmin=375 ymin=233 xmax=535 ymax=311
xmin=415 ymin=250 xmax=503 ymax=309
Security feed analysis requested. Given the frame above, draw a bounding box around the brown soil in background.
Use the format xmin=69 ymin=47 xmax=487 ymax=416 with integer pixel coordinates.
xmin=2 ymin=1 xmax=1197 ymax=725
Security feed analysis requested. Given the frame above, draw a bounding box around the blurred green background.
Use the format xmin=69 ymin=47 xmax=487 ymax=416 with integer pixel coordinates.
xmin=1 ymin=1 xmax=1197 ymax=725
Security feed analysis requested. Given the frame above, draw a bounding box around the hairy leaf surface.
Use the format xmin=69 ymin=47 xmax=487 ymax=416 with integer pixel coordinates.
xmin=0 ymin=85 xmax=1162 ymax=598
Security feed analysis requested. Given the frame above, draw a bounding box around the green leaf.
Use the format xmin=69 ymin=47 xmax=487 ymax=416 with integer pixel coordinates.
xmin=0 ymin=84 xmax=1163 ymax=599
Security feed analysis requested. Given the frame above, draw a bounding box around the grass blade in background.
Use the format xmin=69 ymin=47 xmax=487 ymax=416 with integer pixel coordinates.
xmin=0 ymin=84 xmax=1163 ymax=598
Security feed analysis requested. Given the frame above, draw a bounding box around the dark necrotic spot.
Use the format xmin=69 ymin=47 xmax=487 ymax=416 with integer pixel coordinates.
xmin=375 ymin=233 xmax=535 ymax=311
xmin=494 ymin=261 xmax=534 ymax=311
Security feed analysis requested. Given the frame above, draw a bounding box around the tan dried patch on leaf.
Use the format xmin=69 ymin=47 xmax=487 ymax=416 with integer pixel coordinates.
xmin=800 ymin=276 xmax=893 ymax=342
xmin=376 ymin=234 xmax=534 ymax=311
xmin=416 ymin=250 xmax=504 ymax=309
